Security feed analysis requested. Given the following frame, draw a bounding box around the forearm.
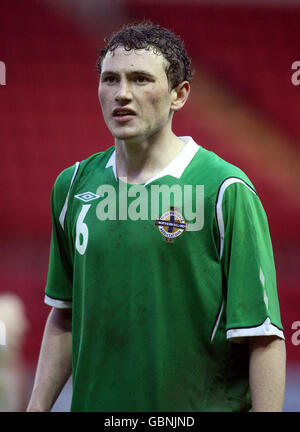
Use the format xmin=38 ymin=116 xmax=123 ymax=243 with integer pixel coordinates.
xmin=249 ymin=336 xmax=286 ymax=412
xmin=27 ymin=307 xmax=72 ymax=412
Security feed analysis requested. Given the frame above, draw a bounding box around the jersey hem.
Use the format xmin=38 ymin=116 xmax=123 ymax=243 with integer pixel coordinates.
xmin=44 ymin=294 xmax=72 ymax=309
xmin=226 ymin=318 xmax=284 ymax=343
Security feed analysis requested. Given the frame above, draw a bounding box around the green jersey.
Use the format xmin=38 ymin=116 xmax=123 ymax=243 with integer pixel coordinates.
xmin=45 ymin=137 xmax=284 ymax=412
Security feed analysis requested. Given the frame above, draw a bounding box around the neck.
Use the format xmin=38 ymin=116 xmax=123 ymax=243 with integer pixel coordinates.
xmin=115 ymin=128 xmax=185 ymax=184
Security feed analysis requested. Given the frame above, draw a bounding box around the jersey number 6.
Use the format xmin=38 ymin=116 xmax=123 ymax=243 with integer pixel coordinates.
xmin=75 ymin=204 xmax=91 ymax=255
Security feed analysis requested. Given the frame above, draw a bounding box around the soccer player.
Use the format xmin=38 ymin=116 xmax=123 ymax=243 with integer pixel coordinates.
xmin=27 ymin=22 xmax=286 ymax=412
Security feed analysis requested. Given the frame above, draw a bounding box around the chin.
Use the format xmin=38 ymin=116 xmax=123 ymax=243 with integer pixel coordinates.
xmin=116 ymin=136 xmax=144 ymax=146
xmin=112 ymin=129 xmax=143 ymax=143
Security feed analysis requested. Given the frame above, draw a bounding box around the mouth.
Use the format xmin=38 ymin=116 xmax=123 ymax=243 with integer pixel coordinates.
xmin=112 ymin=108 xmax=137 ymax=122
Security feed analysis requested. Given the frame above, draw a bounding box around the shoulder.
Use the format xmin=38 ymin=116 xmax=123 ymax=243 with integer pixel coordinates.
xmin=186 ymin=143 xmax=257 ymax=206
xmin=204 ymin=152 xmax=259 ymax=211
xmin=52 ymin=146 xmax=115 ymax=198
xmin=198 ymin=146 xmax=255 ymax=191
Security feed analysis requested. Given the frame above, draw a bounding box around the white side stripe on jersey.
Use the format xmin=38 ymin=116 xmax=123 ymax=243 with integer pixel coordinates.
xmin=59 ymin=161 xmax=80 ymax=230
xmin=210 ymin=298 xmax=224 ymax=342
xmin=216 ymin=177 xmax=256 ymax=260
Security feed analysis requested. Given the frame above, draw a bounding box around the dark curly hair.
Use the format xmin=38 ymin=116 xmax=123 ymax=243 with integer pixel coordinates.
xmin=96 ymin=21 xmax=192 ymax=90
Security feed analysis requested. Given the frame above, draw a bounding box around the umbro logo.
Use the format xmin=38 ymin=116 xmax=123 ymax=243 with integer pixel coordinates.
xmin=75 ymin=192 xmax=100 ymax=202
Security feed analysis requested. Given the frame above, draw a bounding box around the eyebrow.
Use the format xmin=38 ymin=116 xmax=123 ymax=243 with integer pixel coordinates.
xmin=101 ymin=70 xmax=156 ymax=78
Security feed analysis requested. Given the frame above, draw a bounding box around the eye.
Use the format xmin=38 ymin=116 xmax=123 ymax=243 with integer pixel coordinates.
xmin=134 ymin=75 xmax=149 ymax=84
xmin=102 ymin=75 xmax=117 ymax=84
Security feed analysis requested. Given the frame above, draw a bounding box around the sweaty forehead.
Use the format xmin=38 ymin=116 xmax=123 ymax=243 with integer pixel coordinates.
xmin=101 ymin=46 xmax=169 ymax=74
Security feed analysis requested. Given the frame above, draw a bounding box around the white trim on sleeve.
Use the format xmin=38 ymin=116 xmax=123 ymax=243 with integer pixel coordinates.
xmin=44 ymin=295 xmax=72 ymax=309
xmin=227 ymin=317 xmax=284 ymax=343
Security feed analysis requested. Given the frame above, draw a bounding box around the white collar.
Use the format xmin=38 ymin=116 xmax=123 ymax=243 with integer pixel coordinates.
xmin=105 ymin=136 xmax=200 ymax=185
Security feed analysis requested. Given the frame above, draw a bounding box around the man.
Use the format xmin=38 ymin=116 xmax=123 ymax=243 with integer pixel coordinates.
xmin=27 ymin=22 xmax=285 ymax=412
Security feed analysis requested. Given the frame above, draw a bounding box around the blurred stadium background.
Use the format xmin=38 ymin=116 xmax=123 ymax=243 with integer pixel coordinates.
xmin=0 ymin=0 xmax=299 ymax=411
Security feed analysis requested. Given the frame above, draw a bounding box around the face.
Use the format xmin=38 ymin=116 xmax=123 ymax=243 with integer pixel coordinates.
xmin=98 ymin=46 xmax=179 ymax=144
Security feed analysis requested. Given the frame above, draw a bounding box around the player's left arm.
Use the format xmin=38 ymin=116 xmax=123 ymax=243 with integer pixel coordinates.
xmin=248 ymin=335 xmax=286 ymax=412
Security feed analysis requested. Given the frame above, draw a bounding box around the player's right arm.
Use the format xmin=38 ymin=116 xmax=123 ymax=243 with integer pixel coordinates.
xmin=27 ymin=163 xmax=80 ymax=412
xmin=26 ymin=307 xmax=72 ymax=412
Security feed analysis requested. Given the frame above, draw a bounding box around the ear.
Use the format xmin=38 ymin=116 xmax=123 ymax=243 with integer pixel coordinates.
xmin=170 ymin=81 xmax=191 ymax=112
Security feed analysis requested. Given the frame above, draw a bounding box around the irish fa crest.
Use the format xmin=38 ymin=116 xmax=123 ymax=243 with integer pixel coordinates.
xmin=155 ymin=206 xmax=187 ymax=242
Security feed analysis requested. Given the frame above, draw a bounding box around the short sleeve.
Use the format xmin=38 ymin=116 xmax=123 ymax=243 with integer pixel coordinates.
xmin=218 ymin=178 xmax=284 ymax=342
xmin=44 ymin=163 xmax=80 ymax=309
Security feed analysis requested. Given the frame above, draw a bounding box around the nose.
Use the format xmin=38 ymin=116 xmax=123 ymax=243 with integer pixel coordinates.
xmin=115 ymin=78 xmax=132 ymax=103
